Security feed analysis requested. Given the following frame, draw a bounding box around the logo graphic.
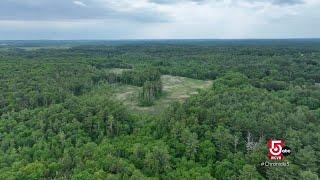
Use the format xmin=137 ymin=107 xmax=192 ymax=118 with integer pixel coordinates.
xmin=267 ymin=139 xmax=291 ymax=160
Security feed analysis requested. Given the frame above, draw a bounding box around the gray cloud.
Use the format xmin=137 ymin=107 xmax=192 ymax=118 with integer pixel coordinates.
xmin=0 ymin=0 xmax=170 ymax=22
xmin=150 ymin=0 xmax=206 ymax=4
xmin=0 ymin=0 xmax=305 ymax=22
xmin=249 ymin=0 xmax=304 ymax=5
xmin=0 ymin=0 xmax=318 ymax=40
xmin=0 ymin=0 xmax=103 ymax=20
xmin=150 ymin=0 xmax=304 ymax=6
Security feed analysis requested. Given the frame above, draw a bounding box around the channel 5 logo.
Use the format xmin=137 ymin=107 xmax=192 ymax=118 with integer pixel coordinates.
xmin=267 ymin=139 xmax=291 ymax=160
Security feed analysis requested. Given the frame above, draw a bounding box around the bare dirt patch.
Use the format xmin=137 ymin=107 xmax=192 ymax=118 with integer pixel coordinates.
xmin=113 ymin=75 xmax=212 ymax=114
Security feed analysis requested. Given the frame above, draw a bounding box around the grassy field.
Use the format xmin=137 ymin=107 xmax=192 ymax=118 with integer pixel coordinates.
xmin=112 ymin=75 xmax=213 ymax=114
xmin=107 ymin=68 xmax=132 ymax=74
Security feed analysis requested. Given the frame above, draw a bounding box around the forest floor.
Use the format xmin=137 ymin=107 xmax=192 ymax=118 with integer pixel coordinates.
xmin=112 ymin=74 xmax=213 ymax=114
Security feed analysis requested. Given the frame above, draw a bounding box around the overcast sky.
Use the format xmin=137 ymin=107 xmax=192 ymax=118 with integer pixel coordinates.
xmin=0 ymin=0 xmax=319 ymax=40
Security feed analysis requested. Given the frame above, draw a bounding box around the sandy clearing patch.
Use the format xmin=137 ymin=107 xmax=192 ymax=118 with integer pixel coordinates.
xmin=113 ymin=75 xmax=213 ymax=114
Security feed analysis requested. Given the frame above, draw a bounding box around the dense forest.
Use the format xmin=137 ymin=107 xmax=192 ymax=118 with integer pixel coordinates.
xmin=0 ymin=40 xmax=319 ymax=179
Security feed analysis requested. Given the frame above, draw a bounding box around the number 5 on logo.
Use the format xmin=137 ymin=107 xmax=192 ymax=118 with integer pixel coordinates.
xmin=268 ymin=139 xmax=284 ymax=160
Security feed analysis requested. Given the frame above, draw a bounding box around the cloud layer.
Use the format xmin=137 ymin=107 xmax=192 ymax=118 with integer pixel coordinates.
xmin=0 ymin=0 xmax=170 ymax=22
xmin=0 ymin=0 xmax=319 ymax=39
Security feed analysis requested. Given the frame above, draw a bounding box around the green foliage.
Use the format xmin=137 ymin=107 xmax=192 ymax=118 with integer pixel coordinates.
xmin=238 ymin=165 xmax=264 ymax=180
xmin=139 ymin=80 xmax=163 ymax=106
xmin=299 ymin=170 xmax=319 ymax=180
xmin=0 ymin=42 xmax=320 ymax=179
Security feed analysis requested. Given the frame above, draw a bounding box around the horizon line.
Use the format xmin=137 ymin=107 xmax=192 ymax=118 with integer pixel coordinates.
xmin=1 ymin=38 xmax=320 ymax=41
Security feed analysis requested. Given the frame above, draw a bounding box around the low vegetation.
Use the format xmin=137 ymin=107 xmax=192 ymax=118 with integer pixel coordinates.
xmin=113 ymin=74 xmax=213 ymax=113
